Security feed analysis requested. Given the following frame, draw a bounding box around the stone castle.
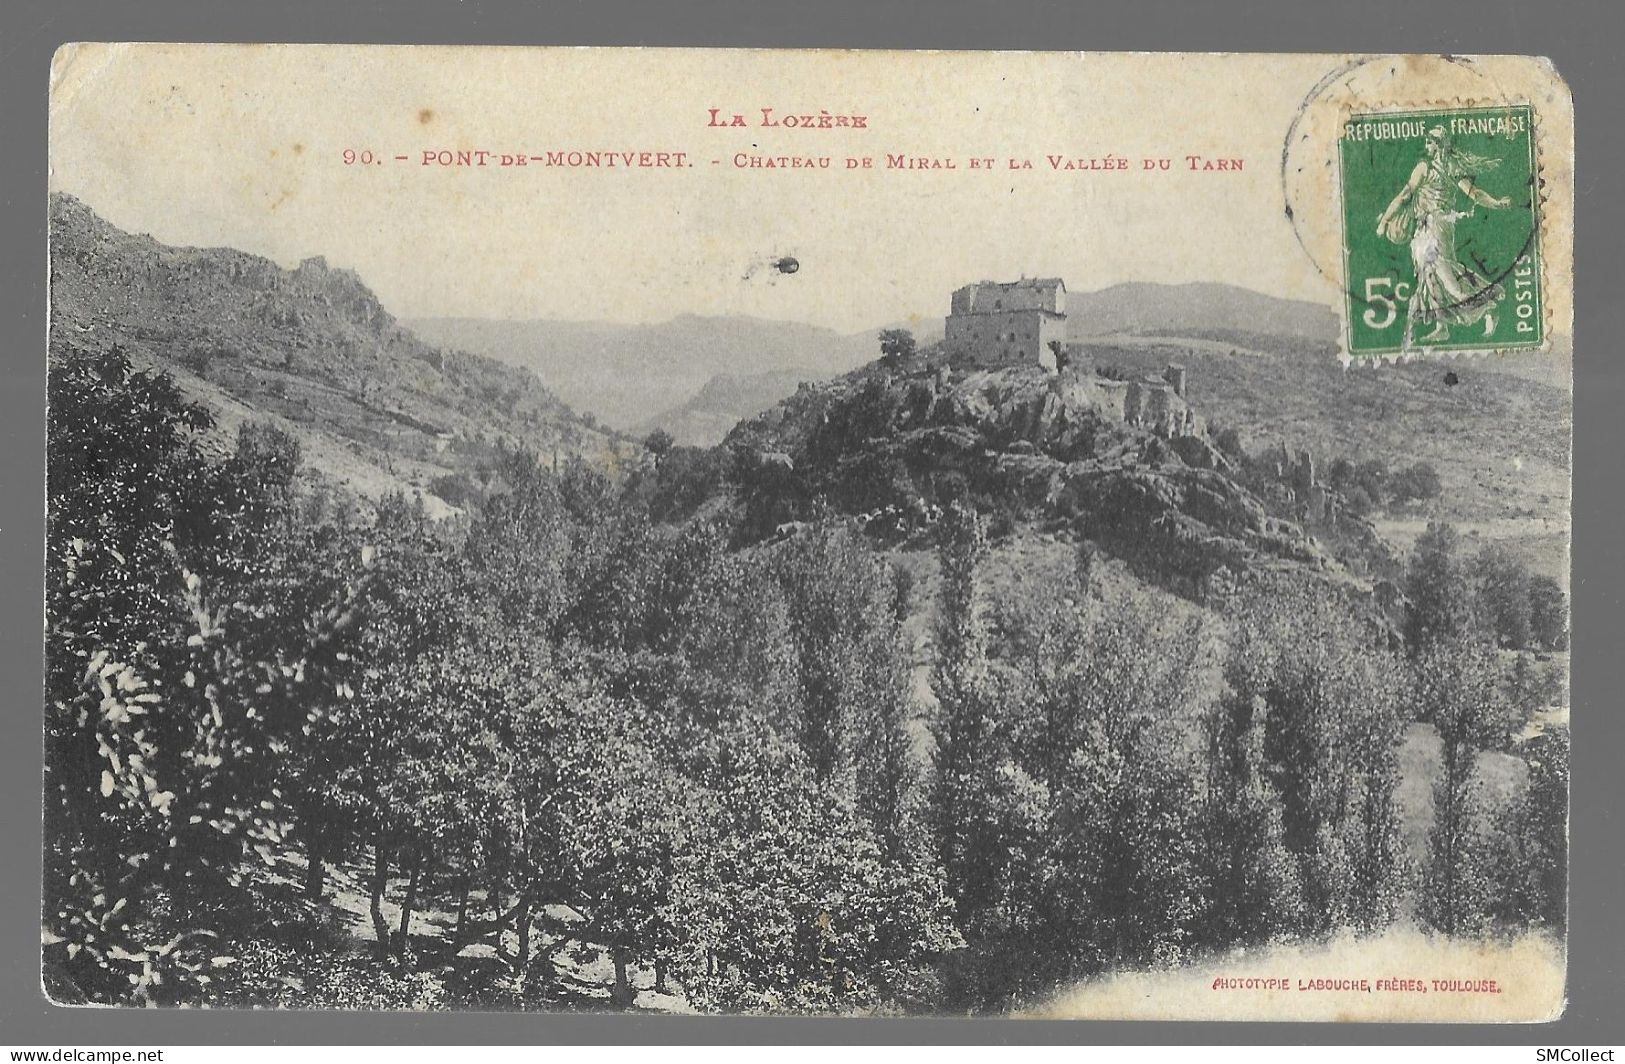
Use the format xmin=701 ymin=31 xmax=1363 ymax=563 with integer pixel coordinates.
xmin=943 ymin=277 xmax=1070 ymax=370
xmin=945 ymin=276 xmax=1199 ymax=437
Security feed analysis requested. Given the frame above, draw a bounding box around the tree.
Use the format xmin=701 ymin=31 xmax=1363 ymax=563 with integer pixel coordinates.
xmin=44 ymin=347 xmax=358 ymax=1002
xmin=768 ymin=522 xmax=917 ymax=824
xmin=931 ymin=535 xmax=1219 ymax=1009
xmin=1035 ymin=591 xmax=1210 ymax=979
xmin=463 ymin=449 xmax=573 ymax=630
xmin=1222 ymin=583 xmax=1408 ymax=936
xmin=1528 ymin=574 xmax=1569 ymax=651
xmin=1389 ymin=461 xmax=1443 ymax=504
xmin=1404 ymin=522 xmax=1478 ymax=655
xmin=668 ymin=722 xmax=955 ymax=1013
xmin=643 ymin=427 xmax=676 ymax=466
xmin=46 ymin=347 xmax=213 ymax=681
xmin=1354 ymin=458 xmax=1391 ymax=506
xmin=1416 ymin=635 xmax=1504 ymax=935
xmin=319 ymin=492 xmax=492 ymax=961
xmin=1476 ymin=543 xmax=1533 ymax=650
xmin=931 ymin=503 xmax=997 ymax=916
xmin=1211 ymin=425 xmax=1246 ymax=464
xmin=878 ymin=328 xmax=917 ymax=365
xmin=1520 ymin=724 xmax=1569 ymax=931
xmin=1202 ymin=689 xmax=1306 ymax=947
xmin=521 ymin=678 xmax=685 ymax=1008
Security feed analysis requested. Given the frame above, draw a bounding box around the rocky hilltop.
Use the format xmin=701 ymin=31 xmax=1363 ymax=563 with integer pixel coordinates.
xmin=49 ymin=194 xmax=627 ymax=513
xmin=724 ymin=350 xmax=1370 ymax=603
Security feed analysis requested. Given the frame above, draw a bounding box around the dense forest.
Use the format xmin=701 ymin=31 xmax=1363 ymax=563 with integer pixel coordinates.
xmin=43 ymin=343 xmax=1567 ymax=1012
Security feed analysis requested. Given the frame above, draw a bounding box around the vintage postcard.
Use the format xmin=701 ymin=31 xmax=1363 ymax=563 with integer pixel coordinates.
xmin=44 ymin=47 xmax=1572 ymax=1020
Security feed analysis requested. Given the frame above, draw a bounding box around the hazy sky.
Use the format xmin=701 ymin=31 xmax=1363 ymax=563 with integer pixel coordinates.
xmin=49 ymin=46 xmax=1571 ymax=336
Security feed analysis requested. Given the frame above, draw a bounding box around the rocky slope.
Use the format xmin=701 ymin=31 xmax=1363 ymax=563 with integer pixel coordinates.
xmin=1076 ymin=335 xmax=1571 ymax=581
xmin=49 ymin=194 xmax=629 ymax=514
xmin=637 ymin=366 xmax=834 ymax=446
xmin=725 ymin=352 xmax=1350 ymax=602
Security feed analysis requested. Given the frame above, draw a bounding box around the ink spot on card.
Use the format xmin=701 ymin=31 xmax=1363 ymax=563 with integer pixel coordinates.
xmin=1443 ymin=371 xmax=1460 ymax=386
xmin=418 ymin=108 xmax=435 ymax=125
xmin=741 ymin=251 xmax=802 ymax=283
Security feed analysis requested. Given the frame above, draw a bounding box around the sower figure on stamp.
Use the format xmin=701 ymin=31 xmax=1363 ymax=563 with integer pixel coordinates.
xmin=1376 ymin=125 xmax=1512 ymax=348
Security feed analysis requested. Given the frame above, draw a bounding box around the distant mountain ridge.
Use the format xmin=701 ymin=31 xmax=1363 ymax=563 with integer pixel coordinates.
xmin=48 ymin=193 xmax=626 ymax=515
xmin=406 ymin=314 xmax=882 ymax=433
xmin=1064 ymin=282 xmax=1340 ymax=340
xmin=409 ymin=283 xmax=1343 ymax=440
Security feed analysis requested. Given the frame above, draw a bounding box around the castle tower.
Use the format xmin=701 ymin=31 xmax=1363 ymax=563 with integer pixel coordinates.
xmin=944 ymin=277 xmax=1068 ymax=370
xmin=1165 ymin=363 xmax=1187 ymax=398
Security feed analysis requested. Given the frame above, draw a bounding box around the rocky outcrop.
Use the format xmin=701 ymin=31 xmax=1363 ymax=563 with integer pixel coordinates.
xmin=727 ymin=355 xmax=1334 ymax=599
xmin=1055 ymin=463 xmax=1327 ymax=594
xmin=48 ymin=192 xmax=620 ymax=509
xmin=730 ymin=361 xmax=1123 ymax=464
xmin=1167 ymin=434 xmax=1232 ymax=472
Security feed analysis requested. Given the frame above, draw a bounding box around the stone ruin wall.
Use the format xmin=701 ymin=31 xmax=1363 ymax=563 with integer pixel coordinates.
xmin=1055 ymin=360 xmax=1199 ymax=439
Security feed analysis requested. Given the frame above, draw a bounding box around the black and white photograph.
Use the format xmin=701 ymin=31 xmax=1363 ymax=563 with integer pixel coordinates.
xmin=41 ymin=45 xmax=1573 ymax=1020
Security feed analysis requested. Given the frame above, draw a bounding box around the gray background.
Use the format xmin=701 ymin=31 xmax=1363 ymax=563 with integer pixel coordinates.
xmin=2 ymin=0 xmax=1618 ymax=1045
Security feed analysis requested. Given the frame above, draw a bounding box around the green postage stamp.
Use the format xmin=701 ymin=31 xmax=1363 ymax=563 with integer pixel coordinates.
xmin=1339 ymin=104 xmax=1543 ymax=358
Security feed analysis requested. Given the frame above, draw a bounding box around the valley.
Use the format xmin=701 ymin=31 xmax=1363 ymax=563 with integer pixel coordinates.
xmin=44 ymin=194 xmax=1572 ymax=1015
